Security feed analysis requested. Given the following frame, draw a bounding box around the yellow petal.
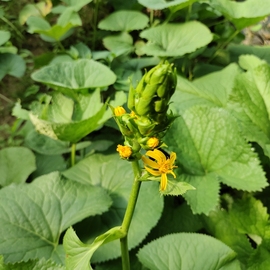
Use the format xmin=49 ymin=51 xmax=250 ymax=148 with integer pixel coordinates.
xmin=142 ymin=156 xmax=159 ymax=169
xmin=169 ymin=152 xmax=176 ymax=165
xmin=145 ymin=166 xmax=161 ymax=176
xmin=160 ymin=173 xmax=168 ymax=191
xmin=146 ymin=149 xmax=166 ymax=163
xmin=170 ymin=171 xmax=176 ymax=178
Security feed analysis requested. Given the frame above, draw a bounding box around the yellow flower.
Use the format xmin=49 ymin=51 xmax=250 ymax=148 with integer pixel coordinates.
xmin=147 ymin=137 xmax=159 ymax=149
xmin=116 ymin=144 xmax=132 ymax=158
xmin=142 ymin=149 xmax=177 ymax=191
xmin=114 ymin=106 xmax=126 ymax=116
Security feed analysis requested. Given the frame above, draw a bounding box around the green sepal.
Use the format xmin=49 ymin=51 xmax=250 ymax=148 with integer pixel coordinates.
xmin=127 ymin=84 xmax=136 ymax=111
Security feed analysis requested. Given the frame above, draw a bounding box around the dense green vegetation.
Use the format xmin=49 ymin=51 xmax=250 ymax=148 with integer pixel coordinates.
xmin=1 ymin=0 xmax=270 ymax=269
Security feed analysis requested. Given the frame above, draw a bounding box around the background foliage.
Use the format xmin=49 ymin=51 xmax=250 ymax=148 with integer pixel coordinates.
xmin=1 ymin=0 xmax=270 ymax=269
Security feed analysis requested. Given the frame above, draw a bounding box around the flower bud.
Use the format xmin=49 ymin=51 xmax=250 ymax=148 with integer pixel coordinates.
xmin=130 ymin=61 xmax=177 ymax=118
xmin=147 ymin=137 xmax=159 ymax=149
xmin=114 ymin=106 xmax=126 ymax=116
xmin=116 ymin=144 xmax=132 ymax=159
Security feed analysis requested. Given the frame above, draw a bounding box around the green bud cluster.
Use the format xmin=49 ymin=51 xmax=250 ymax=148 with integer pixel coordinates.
xmin=128 ymin=60 xmax=177 ymax=120
xmin=113 ymin=61 xmax=178 ymax=160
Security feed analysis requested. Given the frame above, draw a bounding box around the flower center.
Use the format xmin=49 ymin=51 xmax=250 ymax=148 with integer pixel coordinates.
xmin=159 ymin=161 xmax=170 ymax=174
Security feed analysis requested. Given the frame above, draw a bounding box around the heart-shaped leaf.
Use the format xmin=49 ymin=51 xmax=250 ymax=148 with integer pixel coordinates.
xmin=139 ymin=22 xmax=212 ymax=57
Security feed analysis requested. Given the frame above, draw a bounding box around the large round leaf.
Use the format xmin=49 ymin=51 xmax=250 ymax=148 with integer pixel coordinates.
xmin=138 ymin=233 xmax=241 ymax=270
xmin=98 ymin=10 xmax=149 ymax=32
xmin=31 ymin=59 xmax=116 ymax=90
xmin=140 ymin=22 xmax=212 ymax=57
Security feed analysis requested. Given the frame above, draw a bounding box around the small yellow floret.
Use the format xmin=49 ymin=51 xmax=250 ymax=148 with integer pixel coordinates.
xmin=116 ymin=144 xmax=132 ymax=158
xmin=114 ymin=106 xmax=126 ymax=116
xmin=147 ymin=137 xmax=159 ymax=149
xmin=142 ymin=149 xmax=177 ymax=191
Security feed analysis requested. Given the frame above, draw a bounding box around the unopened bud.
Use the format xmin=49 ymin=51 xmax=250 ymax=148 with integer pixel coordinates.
xmin=147 ymin=137 xmax=159 ymax=149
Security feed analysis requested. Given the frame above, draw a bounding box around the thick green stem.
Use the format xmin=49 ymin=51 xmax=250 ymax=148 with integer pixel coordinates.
xmin=71 ymin=143 xmax=76 ymax=166
xmin=120 ymin=160 xmax=142 ymax=270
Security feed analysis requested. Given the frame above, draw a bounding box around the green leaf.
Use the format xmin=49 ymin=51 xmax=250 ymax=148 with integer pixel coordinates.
xmin=137 ymin=233 xmax=241 ymax=270
xmin=31 ymin=153 xmax=66 ymax=178
xmin=103 ymin=32 xmax=134 ymax=56
xmin=25 ymin=130 xmax=91 ymax=155
xmin=228 ymin=63 xmax=270 ymax=158
xmin=204 ymin=207 xmax=254 ymax=265
xmin=0 ymin=257 xmax=65 ymax=270
xmin=63 ymin=153 xmax=164 ymax=262
xmin=0 ymin=147 xmax=36 ymax=187
xmin=138 ymin=0 xmax=197 ymax=10
xmin=209 ymin=0 xmax=270 ymax=29
xmin=0 ymin=171 xmax=112 ymax=263
xmin=63 ymin=226 xmax=124 ymax=270
xmin=230 ymin=196 xmax=269 ymax=239
xmin=0 ymin=30 xmax=10 ymax=46
xmin=0 ymin=53 xmax=26 ymax=80
xmin=62 ymin=0 xmax=93 ymax=11
xmin=180 ymin=173 xmax=220 ymax=214
xmin=112 ymin=57 xmax=160 ymax=91
xmin=160 ymin=178 xmax=195 ymax=196
xmin=57 ymin=7 xmax=81 ymax=27
xmin=139 ymin=22 xmax=212 ymax=57
xmin=173 ymin=63 xmax=239 ymax=112
xmin=248 ymin=246 xmax=270 ymax=270
xmin=73 ymin=42 xmax=91 ymax=59
xmin=19 ymin=4 xmax=40 ymax=25
xmin=31 ymin=59 xmax=116 ymax=90
xmin=29 ymin=91 xmax=107 ymax=143
xmin=98 ymin=10 xmax=149 ymax=32
xmin=26 ymin=9 xmax=81 ymax=42
xmin=165 ymin=106 xmax=267 ymax=213
xmin=227 ymin=44 xmax=270 ymax=65
xmin=148 ymin=198 xmax=203 ymax=238
xmin=238 ymin=54 xmax=266 ymax=70
xmin=26 ymin=16 xmax=50 ymax=33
